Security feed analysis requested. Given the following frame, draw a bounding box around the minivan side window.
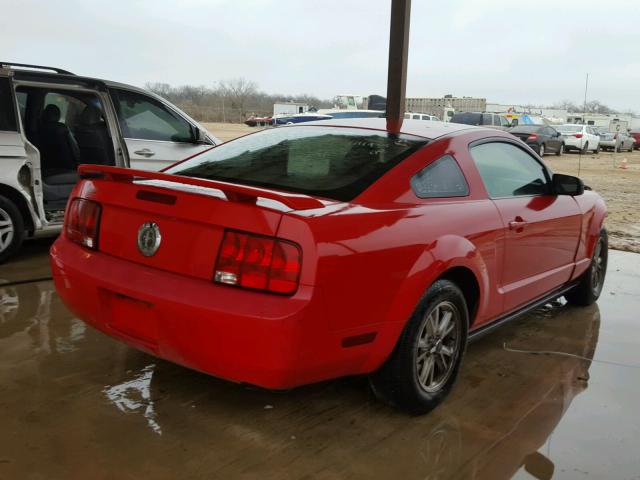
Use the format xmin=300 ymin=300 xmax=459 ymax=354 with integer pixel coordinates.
xmin=470 ymin=142 xmax=550 ymax=198
xmin=482 ymin=113 xmax=493 ymax=125
xmin=0 ymin=77 xmax=18 ymax=132
xmin=411 ymin=155 xmax=469 ymax=198
xmin=113 ymin=89 xmax=193 ymax=143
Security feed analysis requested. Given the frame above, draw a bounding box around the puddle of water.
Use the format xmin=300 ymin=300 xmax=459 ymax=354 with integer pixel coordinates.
xmin=103 ymin=364 xmax=162 ymax=435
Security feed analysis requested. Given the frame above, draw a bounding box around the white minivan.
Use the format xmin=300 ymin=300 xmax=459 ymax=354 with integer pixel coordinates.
xmin=0 ymin=62 xmax=219 ymax=262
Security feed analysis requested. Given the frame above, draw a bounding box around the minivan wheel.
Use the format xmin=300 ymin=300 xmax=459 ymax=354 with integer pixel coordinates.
xmin=369 ymin=279 xmax=469 ymax=415
xmin=0 ymin=196 xmax=25 ymax=264
xmin=565 ymin=229 xmax=608 ymax=306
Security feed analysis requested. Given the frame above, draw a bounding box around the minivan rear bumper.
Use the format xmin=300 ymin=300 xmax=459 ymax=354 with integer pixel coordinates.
xmin=50 ymin=238 xmax=382 ymax=389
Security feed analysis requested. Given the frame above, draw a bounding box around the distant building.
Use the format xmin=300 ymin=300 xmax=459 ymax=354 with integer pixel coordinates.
xmin=406 ymin=96 xmax=486 ymax=113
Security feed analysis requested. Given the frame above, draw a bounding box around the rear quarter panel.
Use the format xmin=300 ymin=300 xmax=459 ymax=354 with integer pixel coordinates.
xmin=277 ymin=131 xmax=506 ymax=370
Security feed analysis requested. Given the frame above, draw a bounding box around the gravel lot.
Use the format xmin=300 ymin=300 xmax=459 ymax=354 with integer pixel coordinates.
xmin=203 ymin=122 xmax=640 ymax=253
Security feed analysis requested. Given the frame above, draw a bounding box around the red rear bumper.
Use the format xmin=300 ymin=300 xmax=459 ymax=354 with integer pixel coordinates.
xmin=50 ymin=238 xmax=383 ymax=389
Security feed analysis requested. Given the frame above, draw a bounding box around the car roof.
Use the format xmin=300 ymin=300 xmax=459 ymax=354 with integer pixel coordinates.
xmin=296 ymin=118 xmax=481 ymax=140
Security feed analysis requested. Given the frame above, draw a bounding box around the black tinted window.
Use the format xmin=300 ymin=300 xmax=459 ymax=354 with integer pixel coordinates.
xmin=511 ymin=126 xmax=541 ymax=134
xmin=483 ymin=114 xmax=494 ymax=125
xmin=450 ymin=113 xmax=482 ymax=125
xmin=470 ymin=142 xmax=550 ymax=198
xmin=0 ymin=77 xmax=18 ymax=132
xmin=411 ymin=155 xmax=469 ymax=198
xmin=167 ymin=127 xmax=428 ymax=202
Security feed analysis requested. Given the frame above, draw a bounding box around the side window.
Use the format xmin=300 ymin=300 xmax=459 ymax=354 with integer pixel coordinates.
xmin=113 ymin=89 xmax=193 ymax=143
xmin=493 ymin=115 xmax=501 ymax=126
xmin=500 ymin=116 xmax=510 ymax=127
xmin=411 ymin=155 xmax=469 ymax=198
xmin=412 ymin=114 xmax=420 ymax=120
xmin=0 ymin=77 xmax=18 ymax=132
xmin=482 ymin=113 xmax=493 ymax=125
xmin=470 ymin=142 xmax=551 ymax=198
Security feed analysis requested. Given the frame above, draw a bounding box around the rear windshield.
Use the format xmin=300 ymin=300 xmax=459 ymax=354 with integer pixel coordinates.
xmin=166 ymin=126 xmax=428 ymax=201
xmin=450 ymin=113 xmax=482 ymax=126
xmin=555 ymin=125 xmax=582 ymax=133
xmin=510 ymin=126 xmax=541 ymax=133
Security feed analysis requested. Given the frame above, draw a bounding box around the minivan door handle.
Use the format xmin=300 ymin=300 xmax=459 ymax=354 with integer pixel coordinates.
xmin=134 ymin=148 xmax=155 ymax=157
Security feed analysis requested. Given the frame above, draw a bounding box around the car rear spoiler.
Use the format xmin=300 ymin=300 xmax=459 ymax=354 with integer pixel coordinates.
xmin=78 ymin=164 xmax=326 ymax=211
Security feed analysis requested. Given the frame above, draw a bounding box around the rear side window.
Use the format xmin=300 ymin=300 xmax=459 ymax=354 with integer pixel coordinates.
xmin=0 ymin=77 xmax=18 ymax=132
xmin=411 ymin=155 xmax=469 ymax=198
xmin=470 ymin=142 xmax=550 ymax=198
xmin=167 ymin=126 xmax=428 ymax=202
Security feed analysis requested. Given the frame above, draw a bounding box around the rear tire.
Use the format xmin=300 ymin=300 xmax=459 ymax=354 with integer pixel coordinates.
xmin=369 ymin=279 xmax=469 ymax=415
xmin=581 ymin=142 xmax=589 ymax=154
xmin=0 ymin=195 xmax=25 ymax=264
xmin=565 ymin=229 xmax=608 ymax=306
xmin=555 ymin=143 xmax=564 ymax=156
xmin=593 ymin=144 xmax=600 ymax=154
xmin=538 ymin=144 xmax=545 ymax=156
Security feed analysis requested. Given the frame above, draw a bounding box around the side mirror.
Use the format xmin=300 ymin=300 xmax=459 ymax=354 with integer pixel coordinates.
xmin=194 ymin=127 xmax=212 ymax=145
xmin=553 ymin=173 xmax=584 ymax=196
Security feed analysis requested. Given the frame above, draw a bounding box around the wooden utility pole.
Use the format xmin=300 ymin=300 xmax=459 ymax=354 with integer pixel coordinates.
xmin=385 ymin=0 xmax=411 ymax=132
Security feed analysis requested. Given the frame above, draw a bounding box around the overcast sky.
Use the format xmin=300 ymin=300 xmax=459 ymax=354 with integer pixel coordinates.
xmin=3 ymin=0 xmax=640 ymax=111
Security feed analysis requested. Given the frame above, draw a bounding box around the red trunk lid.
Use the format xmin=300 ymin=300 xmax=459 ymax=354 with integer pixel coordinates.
xmin=73 ymin=166 xmax=325 ymax=281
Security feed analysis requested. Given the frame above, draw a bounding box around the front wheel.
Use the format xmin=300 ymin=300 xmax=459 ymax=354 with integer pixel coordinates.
xmin=565 ymin=228 xmax=608 ymax=306
xmin=0 ymin=195 xmax=25 ymax=264
xmin=369 ymin=279 xmax=469 ymax=415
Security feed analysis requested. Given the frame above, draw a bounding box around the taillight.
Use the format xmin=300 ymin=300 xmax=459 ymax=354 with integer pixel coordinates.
xmin=65 ymin=198 xmax=102 ymax=250
xmin=574 ymin=133 xmax=583 ymax=138
xmin=214 ymin=230 xmax=302 ymax=295
xmin=526 ymin=134 xmax=538 ymax=141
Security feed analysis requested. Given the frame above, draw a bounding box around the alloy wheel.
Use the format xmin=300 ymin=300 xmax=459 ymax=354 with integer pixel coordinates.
xmin=416 ymin=301 xmax=461 ymax=393
xmin=0 ymin=207 xmax=14 ymax=254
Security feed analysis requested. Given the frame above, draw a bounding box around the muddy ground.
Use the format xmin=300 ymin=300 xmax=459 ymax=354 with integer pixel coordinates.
xmin=203 ymin=122 xmax=640 ymax=253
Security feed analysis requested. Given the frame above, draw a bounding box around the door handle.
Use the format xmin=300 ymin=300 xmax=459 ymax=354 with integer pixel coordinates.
xmin=509 ymin=217 xmax=527 ymax=230
xmin=134 ymin=148 xmax=155 ymax=157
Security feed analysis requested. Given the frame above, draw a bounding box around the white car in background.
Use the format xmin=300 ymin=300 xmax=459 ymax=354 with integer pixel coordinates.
xmin=555 ymin=124 xmax=600 ymax=154
xmin=404 ymin=112 xmax=439 ymax=121
xmin=0 ymin=62 xmax=219 ymax=263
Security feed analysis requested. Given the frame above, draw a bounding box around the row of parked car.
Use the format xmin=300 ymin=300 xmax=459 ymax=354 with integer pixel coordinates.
xmin=449 ymin=111 xmax=639 ymax=156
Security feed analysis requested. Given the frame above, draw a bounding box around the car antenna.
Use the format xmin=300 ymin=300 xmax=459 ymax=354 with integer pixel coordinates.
xmin=578 ymin=72 xmax=589 ymax=177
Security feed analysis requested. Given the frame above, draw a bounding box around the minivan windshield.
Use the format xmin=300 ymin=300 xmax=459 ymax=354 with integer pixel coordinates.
xmin=166 ymin=126 xmax=428 ymax=201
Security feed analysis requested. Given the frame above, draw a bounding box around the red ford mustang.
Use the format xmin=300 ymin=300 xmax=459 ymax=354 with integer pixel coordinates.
xmin=50 ymin=119 xmax=608 ymax=414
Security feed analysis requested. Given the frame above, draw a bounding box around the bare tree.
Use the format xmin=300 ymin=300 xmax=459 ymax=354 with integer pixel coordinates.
xmin=218 ymin=78 xmax=258 ymax=122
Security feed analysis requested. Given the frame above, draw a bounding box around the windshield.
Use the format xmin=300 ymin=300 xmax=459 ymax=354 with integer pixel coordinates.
xmin=166 ymin=126 xmax=428 ymax=202
xmin=555 ymin=125 xmax=582 ymax=133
